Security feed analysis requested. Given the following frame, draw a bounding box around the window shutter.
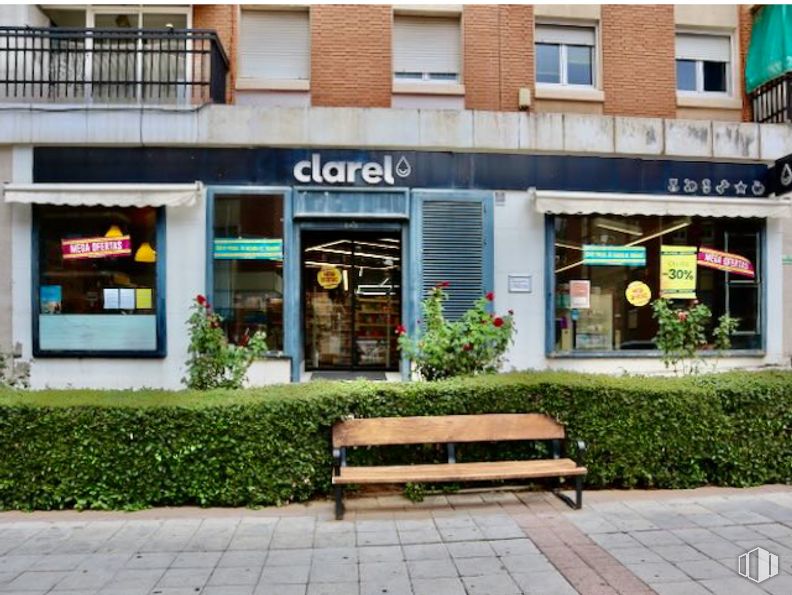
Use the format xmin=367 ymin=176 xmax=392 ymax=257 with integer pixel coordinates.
xmin=239 ymin=10 xmax=310 ymax=80
xmin=535 ymin=25 xmax=595 ymax=46
xmin=676 ymin=33 xmax=730 ymax=62
xmin=393 ymin=15 xmax=460 ymax=76
xmin=420 ymin=198 xmax=488 ymax=321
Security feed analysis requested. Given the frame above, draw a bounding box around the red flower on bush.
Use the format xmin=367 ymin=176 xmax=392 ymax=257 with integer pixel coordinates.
xmin=395 ymin=324 xmax=407 ymax=336
xmin=485 ymin=291 xmax=494 ymax=301
xmin=463 ymin=343 xmax=473 ymax=352
xmin=436 ymin=281 xmax=450 ymax=289
xmin=196 ymin=294 xmax=207 ymax=306
xmin=677 ymin=311 xmax=688 ymax=322
xmin=493 ymin=317 xmax=504 ymax=328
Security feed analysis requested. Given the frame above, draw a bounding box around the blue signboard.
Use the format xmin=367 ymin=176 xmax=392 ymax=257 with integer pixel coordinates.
xmin=213 ymin=238 xmax=283 ymax=260
xmin=583 ymin=245 xmax=646 ymax=266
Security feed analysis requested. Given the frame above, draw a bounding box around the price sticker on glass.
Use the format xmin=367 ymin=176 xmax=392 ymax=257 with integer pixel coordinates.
xmin=660 ymin=246 xmax=697 ymax=299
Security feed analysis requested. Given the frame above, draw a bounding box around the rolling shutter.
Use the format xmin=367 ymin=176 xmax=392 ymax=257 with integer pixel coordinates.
xmin=676 ymin=33 xmax=731 ymax=62
xmin=239 ymin=10 xmax=310 ymax=80
xmin=535 ymin=25 xmax=595 ymax=47
xmin=420 ymin=197 xmax=490 ymax=321
xmin=393 ymin=15 xmax=460 ymax=76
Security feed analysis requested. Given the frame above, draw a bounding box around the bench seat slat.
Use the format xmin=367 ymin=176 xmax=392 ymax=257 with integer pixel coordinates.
xmin=332 ymin=414 xmax=566 ymax=447
xmin=332 ymin=459 xmax=586 ymax=485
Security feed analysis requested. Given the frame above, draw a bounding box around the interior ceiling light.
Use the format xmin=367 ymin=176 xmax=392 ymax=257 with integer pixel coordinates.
xmin=105 ymin=224 xmax=123 ymax=238
xmin=594 ymin=217 xmax=643 ymax=237
xmin=554 ymin=218 xmax=692 ymax=274
xmin=134 ymin=242 xmax=157 ymax=263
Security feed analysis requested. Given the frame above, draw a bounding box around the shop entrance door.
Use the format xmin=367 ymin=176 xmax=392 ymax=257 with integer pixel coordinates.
xmin=302 ymin=229 xmax=401 ymax=371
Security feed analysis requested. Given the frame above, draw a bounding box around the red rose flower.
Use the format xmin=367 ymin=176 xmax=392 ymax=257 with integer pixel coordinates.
xmin=493 ymin=317 xmax=504 ymax=328
xmin=436 ymin=281 xmax=450 ymax=289
xmin=395 ymin=324 xmax=407 ymax=336
xmin=463 ymin=343 xmax=473 ymax=352
xmin=485 ymin=291 xmax=494 ymax=301
xmin=196 ymin=294 xmax=207 ymax=306
xmin=677 ymin=311 xmax=688 ymax=322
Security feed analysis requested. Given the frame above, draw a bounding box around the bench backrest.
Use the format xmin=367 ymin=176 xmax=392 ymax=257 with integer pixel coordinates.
xmin=332 ymin=414 xmax=566 ymax=448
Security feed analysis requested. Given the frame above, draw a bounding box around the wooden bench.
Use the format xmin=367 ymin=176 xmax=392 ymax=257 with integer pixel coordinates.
xmin=331 ymin=413 xmax=587 ymax=519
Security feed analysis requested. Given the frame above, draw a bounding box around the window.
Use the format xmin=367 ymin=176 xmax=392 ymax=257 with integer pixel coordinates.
xmin=239 ymin=10 xmax=310 ymax=81
xmin=535 ymin=24 xmax=595 ymax=86
xmin=212 ymin=194 xmax=284 ymax=351
xmin=675 ymin=33 xmax=731 ymax=94
xmin=393 ymin=15 xmax=461 ymax=83
xmin=552 ymin=215 xmax=762 ymax=354
xmin=35 ymin=206 xmax=163 ymax=355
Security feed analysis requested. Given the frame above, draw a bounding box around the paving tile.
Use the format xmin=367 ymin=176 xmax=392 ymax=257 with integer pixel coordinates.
xmin=498 ymin=554 xmax=554 ymax=574
xmin=311 ymin=547 xmax=357 ymax=564
xmin=407 ymin=558 xmax=458 ymax=579
xmin=266 ymin=548 xmax=312 ymax=566
xmin=306 ymin=582 xmax=359 ymax=595
xmin=155 ymin=566 xmax=213 ymax=589
xmin=446 ymin=541 xmax=494 ymax=559
xmin=607 ymin=546 xmax=666 ymax=565
xmin=171 ymin=551 xmax=222 ymax=568
xmin=359 ymin=561 xmax=408 ymax=583
xmin=202 ymin=587 xmax=256 ymax=595
xmin=307 ymin=562 xmax=358 ymax=583
xmin=631 ymin=530 xmax=684 ymax=547
xmin=590 ymin=532 xmax=643 ymax=549
xmin=123 ymin=552 xmax=175 ymax=569
xmin=357 ymin=531 xmax=400 ymax=546
xmin=217 ymin=551 xmax=268 ymax=568
xmin=699 ymin=576 xmax=767 ymax=595
xmin=5 ymin=570 xmax=69 ymax=591
xmin=357 ymin=545 xmax=403 ymax=563
xmin=437 ymin=526 xmax=484 ymax=543
xmin=675 ymin=558 xmax=734 ymax=580
xmin=258 ymin=564 xmax=310 ymax=585
xmin=650 ymin=581 xmax=712 ymax=595
xmin=411 ymin=577 xmax=466 ymax=595
xmin=208 ymin=566 xmax=261 ymax=586
xmin=402 ymin=543 xmax=449 ymax=561
xmin=29 ymin=554 xmax=86 ymax=571
xmin=452 ymin=556 xmax=505 ymax=577
xmin=652 ymin=544 xmax=709 ymax=563
xmin=461 ymin=573 xmax=521 ymax=595
xmin=54 ymin=568 xmax=116 ymax=591
xmin=253 ymin=583 xmax=306 ymax=595
xmin=627 ymin=561 xmax=690 ymax=583
xmin=510 ymin=571 xmax=577 ymax=595
xmin=398 ymin=530 xmax=442 ymax=545
xmin=359 ymin=578 xmax=412 ymax=595
xmin=103 ymin=568 xmax=163 ymax=591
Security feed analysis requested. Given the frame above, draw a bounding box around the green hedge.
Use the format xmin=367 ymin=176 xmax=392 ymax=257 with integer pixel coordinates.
xmin=0 ymin=371 xmax=789 ymax=510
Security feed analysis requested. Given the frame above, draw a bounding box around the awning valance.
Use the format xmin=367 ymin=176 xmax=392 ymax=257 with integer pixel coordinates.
xmin=2 ymin=183 xmax=203 ymax=208
xmin=533 ymin=190 xmax=792 ymax=219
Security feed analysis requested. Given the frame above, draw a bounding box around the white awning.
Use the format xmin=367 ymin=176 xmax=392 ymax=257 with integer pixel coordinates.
xmin=2 ymin=183 xmax=203 ymax=208
xmin=533 ymin=189 xmax=792 ymax=219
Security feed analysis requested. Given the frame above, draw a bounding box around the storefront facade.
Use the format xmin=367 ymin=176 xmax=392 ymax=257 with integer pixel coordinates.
xmin=4 ymin=139 xmax=789 ymax=388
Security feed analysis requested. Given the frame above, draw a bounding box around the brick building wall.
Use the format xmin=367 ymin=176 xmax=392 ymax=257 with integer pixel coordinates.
xmin=601 ymin=4 xmax=677 ymax=118
xmin=193 ymin=4 xmax=237 ymax=104
xmin=310 ymin=5 xmax=391 ymax=108
xmin=739 ymin=5 xmax=754 ymax=122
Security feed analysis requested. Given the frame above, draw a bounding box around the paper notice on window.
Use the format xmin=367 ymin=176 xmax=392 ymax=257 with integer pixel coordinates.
xmin=119 ymin=288 xmax=135 ymax=310
xmin=103 ymin=288 xmax=120 ymax=310
xmin=569 ymin=280 xmax=591 ymax=309
xmin=135 ymin=288 xmax=153 ymax=310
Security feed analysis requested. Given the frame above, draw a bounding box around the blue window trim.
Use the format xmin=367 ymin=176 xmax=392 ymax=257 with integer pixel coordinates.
xmin=545 ymin=214 xmax=767 ymax=357
xmin=32 ymin=205 xmax=167 ymax=358
xmin=205 ymin=185 xmax=293 ymax=366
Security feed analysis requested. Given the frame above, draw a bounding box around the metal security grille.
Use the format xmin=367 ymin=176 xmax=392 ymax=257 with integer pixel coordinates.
xmin=750 ymin=72 xmax=792 ymax=123
xmin=0 ymin=27 xmax=228 ymax=104
xmin=421 ymin=199 xmax=485 ymax=321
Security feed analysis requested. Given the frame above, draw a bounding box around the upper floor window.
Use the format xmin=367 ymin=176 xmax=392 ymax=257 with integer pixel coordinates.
xmin=239 ymin=9 xmax=310 ymax=81
xmin=535 ymin=24 xmax=596 ymax=87
xmin=393 ymin=15 xmax=461 ymax=83
xmin=675 ymin=32 xmax=731 ymax=94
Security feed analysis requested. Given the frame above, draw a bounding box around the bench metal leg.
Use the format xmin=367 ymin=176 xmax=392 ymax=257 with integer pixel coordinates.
xmin=552 ymin=476 xmax=584 ymax=510
xmin=334 ymin=485 xmax=344 ymax=520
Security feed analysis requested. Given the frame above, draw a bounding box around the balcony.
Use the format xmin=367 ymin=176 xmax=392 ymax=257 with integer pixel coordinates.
xmin=749 ymin=72 xmax=791 ymax=123
xmin=0 ymin=27 xmax=228 ymax=105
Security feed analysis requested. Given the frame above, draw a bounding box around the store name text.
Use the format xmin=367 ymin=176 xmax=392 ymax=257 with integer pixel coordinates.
xmin=293 ymin=154 xmax=412 ymax=185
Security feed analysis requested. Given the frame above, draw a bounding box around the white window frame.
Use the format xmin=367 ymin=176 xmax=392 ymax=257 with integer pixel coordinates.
xmin=535 ymin=23 xmax=597 ymax=89
xmin=675 ymin=30 xmax=735 ymax=99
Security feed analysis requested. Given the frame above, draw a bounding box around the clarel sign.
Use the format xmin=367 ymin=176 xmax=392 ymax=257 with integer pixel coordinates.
xmin=293 ymin=154 xmax=412 ymax=185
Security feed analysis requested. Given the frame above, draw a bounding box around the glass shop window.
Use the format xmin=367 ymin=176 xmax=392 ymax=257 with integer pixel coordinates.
xmin=36 ymin=205 xmax=161 ymax=355
xmin=553 ymin=215 xmax=762 ymax=354
xmin=212 ymin=194 xmax=284 ymax=351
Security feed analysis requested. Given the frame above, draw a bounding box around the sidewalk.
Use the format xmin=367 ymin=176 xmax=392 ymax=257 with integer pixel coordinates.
xmin=0 ymin=485 xmax=788 ymax=595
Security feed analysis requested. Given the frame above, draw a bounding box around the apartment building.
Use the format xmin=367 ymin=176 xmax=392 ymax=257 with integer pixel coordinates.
xmin=0 ymin=4 xmax=790 ymax=388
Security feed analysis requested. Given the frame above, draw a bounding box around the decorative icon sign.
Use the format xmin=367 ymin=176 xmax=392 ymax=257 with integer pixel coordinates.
xmin=715 ymin=180 xmax=730 ymax=195
xmin=781 ymin=163 xmax=792 ymax=187
xmin=734 ymin=180 xmax=748 ymax=195
xmin=751 ymin=181 xmax=765 ymax=196
xmin=395 ymin=156 xmax=412 ymax=178
xmin=701 ymin=179 xmax=711 ymax=194
xmin=664 ymin=178 xmax=765 ymax=197
xmin=683 ymin=179 xmax=698 ymax=193
xmin=667 ymin=178 xmax=680 ymax=193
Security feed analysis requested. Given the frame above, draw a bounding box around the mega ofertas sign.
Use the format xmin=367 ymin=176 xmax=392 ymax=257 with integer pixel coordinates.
xmin=293 ymin=154 xmax=412 ymax=185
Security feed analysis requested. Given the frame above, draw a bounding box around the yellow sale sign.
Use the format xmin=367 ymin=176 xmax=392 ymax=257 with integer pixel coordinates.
xmin=660 ymin=246 xmax=697 ymax=299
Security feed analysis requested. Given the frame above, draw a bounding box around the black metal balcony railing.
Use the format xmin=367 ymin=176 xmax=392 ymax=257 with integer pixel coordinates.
xmin=750 ymin=71 xmax=792 ymax=123
xmin=0 ymin=27 xmax=228 ymax=105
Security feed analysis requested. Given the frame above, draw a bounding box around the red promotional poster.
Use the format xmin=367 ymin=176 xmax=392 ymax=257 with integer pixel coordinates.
xmin=61 ymin=236 xmax=132 ymax=260
xmin=697 ymin=247 xmax=755 ymax=278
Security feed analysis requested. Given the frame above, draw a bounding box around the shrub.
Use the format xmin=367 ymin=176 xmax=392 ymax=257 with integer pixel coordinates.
xmin=397 ymin=284 xmax=515 ymax=380
xmin=0 ymin=371 xmax=789 ymax=510
xmin=184 ymin=295 xmax=267 ymax=390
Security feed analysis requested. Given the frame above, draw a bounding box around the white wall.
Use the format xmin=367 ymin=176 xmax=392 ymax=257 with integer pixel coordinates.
xmin=494 ymin=190 xmax=787 ymax=375
xmin=14 ymin=193 xmax=207 ymax=390
xmin=0 ymin=5 xmax=49 ymax=27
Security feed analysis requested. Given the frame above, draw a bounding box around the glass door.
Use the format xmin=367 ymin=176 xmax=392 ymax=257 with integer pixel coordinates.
xmin=302 ymin=230 xmax=401 ymax=371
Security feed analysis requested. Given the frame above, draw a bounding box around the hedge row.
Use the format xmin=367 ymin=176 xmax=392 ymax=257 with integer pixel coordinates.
xmin=0 ymin=371 xmax=790 ymax=510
